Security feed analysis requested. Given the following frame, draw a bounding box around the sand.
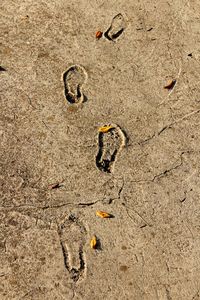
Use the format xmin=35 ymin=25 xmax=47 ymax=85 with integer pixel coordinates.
xmin=1 ymin=0 xmax=200 ymax=299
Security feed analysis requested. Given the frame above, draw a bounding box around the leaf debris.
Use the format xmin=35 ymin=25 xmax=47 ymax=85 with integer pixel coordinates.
xmin=48 ymin=182 xmax=63 ymax=190
xmin=98 ymin=125 xmax=113 ymax=133
xmin=96 ymin=31 xmax=103 ymax=39
xmin=96 ymin=211 xmax=113 ymax=218
xmin=90 ymin=236 xmax=97 ymax=249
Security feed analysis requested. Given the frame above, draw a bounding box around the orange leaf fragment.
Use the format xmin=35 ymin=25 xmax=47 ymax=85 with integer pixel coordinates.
xmin=90 ymin=236 xmax=97 ymax=249
xmin=96 ymin=31 xmax=103 ymax=39
xmin=98 ymin=125 xmax=113 ymax=133
xmin=96 ymin=211 xmax=112 ymax=218
xmin=48 ymin=181 xmax=63 ymax=189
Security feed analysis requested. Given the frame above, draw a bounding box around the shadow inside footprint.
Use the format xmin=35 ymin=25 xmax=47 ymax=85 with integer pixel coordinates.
xmin=104 ymin=13 xmax=126 ymax=41
xmin=96 ymin=124 xmax=126 ymax=173
xmin=63 ymin=65 xmax=87 ymax=104
xmin=0 ymin=66 xmax=6 ymax=72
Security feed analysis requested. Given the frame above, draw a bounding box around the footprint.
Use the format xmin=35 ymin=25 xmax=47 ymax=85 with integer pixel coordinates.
xmin=96 ymin=124 xmax=126 ymax=173
xmin=57 ymin=215 xmax=87 ymax=282
xmin=63 ymin=65 xmax=88 ymax=104
xmin=104 ymin=13 xmax=126 ymax=41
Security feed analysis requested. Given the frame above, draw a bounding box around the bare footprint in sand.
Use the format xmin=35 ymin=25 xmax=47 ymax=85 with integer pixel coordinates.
xmin=57 ymin=215 xmax=87 ymax=282
xmin=63 ymin=65 xmax=88 ymax=104
xmin=104 ymin=13 xmax=126 ymax=41
xmin=96 ymin=124 xmax=126 ymax=173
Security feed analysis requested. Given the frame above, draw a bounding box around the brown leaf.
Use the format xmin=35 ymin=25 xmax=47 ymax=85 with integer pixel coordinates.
xmin=96 ymin=31 xmax=103 ymax=39
xmin=48 ymin=182 xmax=63 ymax=189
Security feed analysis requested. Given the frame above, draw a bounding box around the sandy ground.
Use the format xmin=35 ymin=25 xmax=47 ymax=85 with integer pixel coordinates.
xmin=1 ymin=0 xmax=200 ymax=299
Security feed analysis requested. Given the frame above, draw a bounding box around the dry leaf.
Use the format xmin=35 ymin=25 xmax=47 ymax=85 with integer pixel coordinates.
xmin=90 ymin=236 xmax=97 ymax=249
xmin=48 ymin=181 xmax=63 ymax=189
xmin=98 ymin=125 xmax=113 ymax=133
xmin=96 ymin=211 xmax=112 ymax=218
xmin=164 ymin=79 xmax=176 ymax=90
xmin=96 ymin=31 xmax=103 ymax=39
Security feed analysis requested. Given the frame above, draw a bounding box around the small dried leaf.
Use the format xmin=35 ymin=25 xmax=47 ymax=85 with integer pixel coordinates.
xmin=48 ymin=182 xmax=63 ymax=189
xmin=98 ymin=125 xmax=113 ymax=133
xmin=96 ymin=31 xmax=103 ymax=39
xmin=96 ymin=211 xmax=112 ymax=218
xmin=164 ymin=79 xmax=176 ymax=90
xmin=90 ymin=236 xmax=97 ymax=249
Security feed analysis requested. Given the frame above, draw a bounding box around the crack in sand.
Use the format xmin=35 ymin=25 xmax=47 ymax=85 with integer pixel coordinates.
xmin=138 ymin=109 xmax=200 ymax=145
xmin=130 ymin=151 xmax=188 ymax=184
